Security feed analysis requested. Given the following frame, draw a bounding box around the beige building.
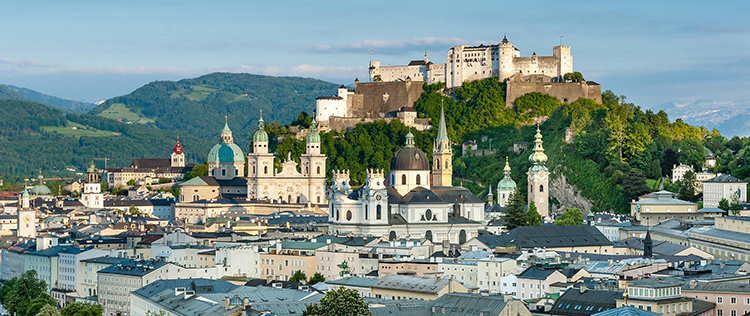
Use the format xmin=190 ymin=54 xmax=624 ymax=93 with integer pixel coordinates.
xmin=371 ymin=274 xmax=477 ymax=300
xmin=631 ymin=191 xmax=699 ymax=226
xmin=516 ymin=267 xmax=566 ymax=300
xmin=689 ymin=217 xmax=750 ymax=261
xmin=105 ymin=138 xmax=192 ymax=187
xmin=477 ymin=256 xmax=517 ymax=293
xmin=618 ymin=277 xmax=695 ymax=316
xmin=703 ymin=174 xmax=747 ymax=209
xmin=378 ymin=260 xmax=440 ymax=277
xmin=259 ymin=241 xmax=327 ymax=281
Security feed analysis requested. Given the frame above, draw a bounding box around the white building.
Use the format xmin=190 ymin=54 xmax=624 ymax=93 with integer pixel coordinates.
xmin=703 ymin=174 xmax=747 ymax=208
xmin=97 ymin=260 xmax=182 ymax=316
xmin=476 ymin=256 xmax=517 ymax=294
xmin=316 ymin=85 xmax=354 ymax=122
xmin=57 ymin=247 xmax=108 ymax=297
xmin=438 ymin=259 xmax=478 ymax=286
xmin=81 ymin=163 xmax=104 ymax=209
xmin=328 ymin=108 xmax=484 ymax=244
xmin=672 ymin=164 xmax=694 ymax=183
xmin=215 ymin=245 xmax=261 ymax=279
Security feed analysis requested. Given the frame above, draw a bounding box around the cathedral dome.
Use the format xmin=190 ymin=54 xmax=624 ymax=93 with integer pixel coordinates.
xmin=30 ymin=175 xmax=51 ymax=196
xmin=497 ymin=176 xmax=517 ymax=192
xmin=391 ymin=132 xmax=429 ymax=171
xmin=207 ymin=143 xmax=245 ymax=164
xmin=305 ymin=119 xmax=321 ymax=143
xmin=253 ymin=114 xmax=269 ymax=143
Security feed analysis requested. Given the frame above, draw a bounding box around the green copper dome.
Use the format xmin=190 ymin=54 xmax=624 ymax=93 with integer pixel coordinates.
xmin=528 ymin=125 xmax=548 ymax=172
xmin=207 ymin=143 xmax=245 ymax=163
xmin=497 ymin=157 xmax=517 ymax=191
xmin=305 ymin=119 xmax=321 ymax=143
xmin=253 ymin=113 xmax=269 ymax=143
xmin=21 ymin=189 xmax=29 ymax=198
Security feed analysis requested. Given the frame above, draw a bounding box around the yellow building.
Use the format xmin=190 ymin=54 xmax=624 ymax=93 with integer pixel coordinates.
xmin=631 ymin=191 xmax=698 ymax=226
xmin=259 ymin=241 xmax=327 ymax=281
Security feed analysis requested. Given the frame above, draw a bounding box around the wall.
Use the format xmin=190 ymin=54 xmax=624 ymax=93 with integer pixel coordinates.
xmin=506 ymin=81 xmax=601 ymax=107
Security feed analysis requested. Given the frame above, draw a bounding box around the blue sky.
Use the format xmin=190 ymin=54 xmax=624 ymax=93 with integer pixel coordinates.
xmin=1 ymin=0 xmax=748 ymax=108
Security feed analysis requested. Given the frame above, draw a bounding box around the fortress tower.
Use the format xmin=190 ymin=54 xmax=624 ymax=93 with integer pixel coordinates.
xmin=527 ymin=126 xmax=549 ymax=217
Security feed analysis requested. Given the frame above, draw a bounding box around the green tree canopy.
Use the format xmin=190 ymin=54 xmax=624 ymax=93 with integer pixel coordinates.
xmin=527 ymin=201 xmax=543 ymax=226
xmin=503 ymin=188 xmax=528 ymax=230
xmin=0 ymin=270 xmax=50 ymax=316
xmin=302 ymin=287 xmax=371 ymax=316
xmin=563 ymin=71 xmax=584 ymax=82
xmin=678 ymin=170 xmax=698 ymax=202
xmin=289 ymin=270 xmax=307 ymax=283
xmin=309 ymin=272 xmax=326 ymax=285
xmin=555 ymin=208 xmax=584 ymax=226
xmin=622 ymin=169 xmax=651 ymax=203
xmin=718 ymin=198 xmax=730 ymax=211
xmin=60 ymin=302 xmax=103 ymax=316
xmin=25 ymin=294 xmax=57 ymax=316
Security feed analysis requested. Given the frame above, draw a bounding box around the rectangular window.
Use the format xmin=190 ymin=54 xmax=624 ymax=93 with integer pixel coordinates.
xmin=719 ymin=297 xmax=724 ymax=304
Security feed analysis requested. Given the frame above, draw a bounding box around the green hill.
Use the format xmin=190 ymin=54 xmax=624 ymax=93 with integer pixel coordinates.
xmin=0 ymin=85 xmax=33 ymax=102
xmin=2 ymin=84 xmax=95 ymax=112
xmin=89 ymin=72 xmax=340 ymax=148
xmin=0 ymin=99 xmax=213 ymax=180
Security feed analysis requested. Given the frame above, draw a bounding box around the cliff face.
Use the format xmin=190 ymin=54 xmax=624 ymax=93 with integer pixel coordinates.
xmin=549 ymin=174 xmax=593 ymax=215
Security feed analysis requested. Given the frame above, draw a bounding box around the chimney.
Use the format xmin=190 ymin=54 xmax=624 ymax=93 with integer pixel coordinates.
xmin=442 ymin=240 xmax=450 ymax=255
xmin=579 ymin=285 xmax=587 ymax=294
xmin=243 ymin=297 xmax=250 ymax=306
xmin=689 ymin=280 xmax=698 ymax=289
xmin=222 ymin=297 xmax=230 ymax=309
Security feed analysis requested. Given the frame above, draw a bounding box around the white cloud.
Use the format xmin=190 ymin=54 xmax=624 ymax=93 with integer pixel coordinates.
xmin=303 ymin=37 xmax=467 ymax=55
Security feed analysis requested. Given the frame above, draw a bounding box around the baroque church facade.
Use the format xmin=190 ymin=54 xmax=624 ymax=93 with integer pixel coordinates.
xmin=178 ymin=112 xmax=327 ymax=216
xmin=327 ymin=107 xmax=485 ymax=244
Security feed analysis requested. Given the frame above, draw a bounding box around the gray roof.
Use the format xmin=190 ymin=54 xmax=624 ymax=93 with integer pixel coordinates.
xmin=682 ymin=281 xmax=750 ymax=293
xmin=518 ymin=267 xmax=561 ymax=280
xmin=689 ymin=226 xmax=750 ymax=247
xmin=704 ymin=174 xmax=746 ymax=183
xmin=431 ymin=186 xmax=485 ymax=204
xmin=472 ymin=225 xmax=612 ymax=249
xmin=326 ymin=277 xmax=379 ymax=288
xmin=631 ymin=191 xmax=695 ymax=206
xmin=592 ymin=306 xmax=661 ymax=316
xmin=372 ymin=274 xmax=475 ymax=294
xmin=98 ymin=259 xmax=169 ymax=276
xmin=550 ymin=289 xmax=623 ymax=316
xmin=132 ymin=278 xmax=323 ymax=316
xmin=370 ymin=293 xmax=518 ymax=316
xmin=629 ymin=276 xmax=685 ymax=288
xmin=614 ymin=237 xmax=690 ymax=256
xmin=400 ymin=187 xmax=446 ymax=204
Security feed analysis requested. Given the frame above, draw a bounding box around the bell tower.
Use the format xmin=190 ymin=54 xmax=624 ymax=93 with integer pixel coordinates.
xmin=432 ymin=104 xmax=452 ymax=187
xmin=82 ymin=162 xmax=103 ymax=209
xmin=17 ymin=189 xmax=36 ymax=239
xmin=527 ymin=126 xmax=549 ymax=217
xmin=300 ymin=115 xmax=327 ymax=204
xmin=171 ymin=136 xmax=185 ymax=167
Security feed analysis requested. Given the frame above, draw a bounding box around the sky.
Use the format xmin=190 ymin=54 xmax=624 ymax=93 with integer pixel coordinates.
xmin=1 ymin=0 xmax=749 ymax=108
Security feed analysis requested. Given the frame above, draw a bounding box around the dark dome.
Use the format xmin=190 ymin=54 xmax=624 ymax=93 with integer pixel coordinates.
xmin=391 ymin=147 xmax=429 ymax=171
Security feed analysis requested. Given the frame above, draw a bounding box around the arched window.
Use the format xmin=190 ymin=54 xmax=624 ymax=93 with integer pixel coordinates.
xmin=436 ymin=159 xmax=441 ymax=170
xmin=346 ymin=210 xmax=352 ymax=221
xmin=365 ymin=205 xmax=369 ymax=220
xmin=235 ymin=169 xmax=238 ymax=176
xmin=317 ymin=166 xmax=321 ymax=174
xmin=401 ymin=174 xmax=407 ymax=185
xmin=252 ymin=166 xmax=256 ymax=174
xmin=335 ymin=209 xmax=340 ymax=221
xmin=389 ymin=231 xmax=397 ymax=241
xmin=425 ymin=230 xmax=433 ymax=242
xmin=459 ymin=229 xmax=467 ymax=244
xmin=211 ymin=169 xmax=215 ymax=176
xmin=539 ymin=185 xmax=544 ymax=192
xmin=376 ymin=205 xmax=382 ymax=220
xmin=264 ymin=166 xmax=268 ymax=174
xmin=416 ymin=174 xmax=421 ymax=185
xmin=445 ymin=159 xmax=450 ymax=169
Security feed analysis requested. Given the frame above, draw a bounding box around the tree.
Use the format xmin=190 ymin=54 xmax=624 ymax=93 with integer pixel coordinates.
xmin=301 ymin=287 xmax=371 ymax=316
xmin=373 ymin=75 xmax=382 ymax=82
xmin=127 ymin=179 xmax=136 ymax=186
xmin=0 ymin=270 xmax=50 ymax=316
xmin=605 ymin=98 xmax=632 ymax=163
xmin=289 ymin=270 xmax=307 ymax=283
xmin=678 ymin=171 xmax=698 ymax=202
xmin=60 ymin=302 xmax=104 ymax=316
xmin=182 ymin=163 xmax=208 ymax=181
xmin=563 ymin=71 xmax=584 ymax=82
xmin=158 ymin=177 xmax=171 ymax=184
xmin=128 ymin=205 xmax=142 ymax=216
xmin=25 ymin=294 xmax=57 ymax=316
xmin=679 ymin=138 xmax=707 ymax=171
xmin=309 ymin=272 xmax=325 ymax=285
xmin=730 ymin=192 xmax=741 ymax=216
xmin=145 ymin=311 xmax=168 ymax=316
xmin=35 ymin=305 xmax=59 ymax=316
xmin=555 ymin=208 xmax=584 ymax=226
xmin=661 ymin=148 xmax=679 ymax=178
xmin=526 ymin=202 xmax=543 ymax=226
xmin=503 ymin=188 xmax=528 ymax=230
xmin=622 ymin=169 xmax=651 ymax=203
xmin=291 ymin=111 xmax=313 ymax=128
xmin=718 ymin=198 xmax=730 ymax=211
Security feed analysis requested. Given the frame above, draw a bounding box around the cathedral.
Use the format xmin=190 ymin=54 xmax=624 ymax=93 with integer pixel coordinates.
xmin=178 ymin=112 xmax=327 ymax=217
xmin=327 ymin=106 xmax=485 ymax=244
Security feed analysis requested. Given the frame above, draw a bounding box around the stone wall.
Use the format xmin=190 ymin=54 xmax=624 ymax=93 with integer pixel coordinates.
xmin=349 ymin=81 xmax=424 ymax=117
xmin=506 ymin=81 xmax=601 ymax=107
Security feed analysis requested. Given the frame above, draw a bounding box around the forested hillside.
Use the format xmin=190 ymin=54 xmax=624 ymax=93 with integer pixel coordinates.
xmin=90 ymin=72 xmax=340 ymax=148
xmin=0 ymin=99 xmax=212 ymax=180
xmin=2 ymin=84 xmax=95 ymax=112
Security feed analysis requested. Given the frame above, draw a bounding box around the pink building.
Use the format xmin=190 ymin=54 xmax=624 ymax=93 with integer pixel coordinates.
xmin=516 ymin=267 xmax=566 ymax=299
xmin=682 ymin=281 xmax=750 ymax=316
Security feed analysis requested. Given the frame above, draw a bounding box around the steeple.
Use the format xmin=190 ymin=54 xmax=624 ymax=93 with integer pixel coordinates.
xmin=434 ymin=102 xmax=450 ymax=153
xmin=503 ymin=156 xmax=511 ymax=175
xmin=306 ymin=111 xmax=321 ymax=144
xmin=405 ymin=131 xmax=416 ymax=147
xmin=424 ymin=47 xmax=428 ymax=62
xmin=253 ymin=110 xmax=269 ymax=143
xmin=220 ymin=116 xmax=234 ymax=143
xmin=528 ymin=125 xmax=548 ymax=170
xmin=173 ymin=136 xmax=183 ymax=154
xmin=643 ymin=230 xmax=653 ymax=259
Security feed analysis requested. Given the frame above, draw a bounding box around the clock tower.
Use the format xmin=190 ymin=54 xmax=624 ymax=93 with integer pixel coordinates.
xmin=17 ymin=189 xmax=36 ymax=239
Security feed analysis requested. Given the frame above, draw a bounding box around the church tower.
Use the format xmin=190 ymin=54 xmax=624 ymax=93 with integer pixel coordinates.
xmin=300 ymin=117 xmax=327 ymax=204
xmin=432 ymin=104 xmax=452 ymax=187
xmin=171 ymin=137 xmax=185 ymax=167
xmin=81 ymin=162 xmax=103 ymax=209
xmin=17 ymin=189 xmax=36 ymax=239
xmin=497 ymin=157 xmax=517 ymax=207
xmin=207 ymin=117 xmax=245 ymax=180
xmin=247 ymin=111 xmax=276 ymax=200
xmin=527 ymin=126 xmax=549 ymax=217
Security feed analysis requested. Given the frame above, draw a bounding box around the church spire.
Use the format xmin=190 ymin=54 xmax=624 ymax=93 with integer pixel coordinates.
xmin=503 ymin=156 xmax=511 ymax=175
xmin=434 ymin=102 xmax=450 ymax=152
xmin=220 ymin=116 xmax=234 ymax=144
xmin=253 ymin=110 xmax=269 ymax=143
xmin=528 ymin=125 xmax=548 ymax=170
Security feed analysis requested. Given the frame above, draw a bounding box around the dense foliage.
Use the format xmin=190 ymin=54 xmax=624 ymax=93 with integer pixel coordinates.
xmin=554 ymin=208 xmax=584 ymax=226
xmin=0 ymin=271 xmax=54 ymax=316
xmin=302 ymin=287 xmax=371 ymax=316
xmin=89 ymin=72 xmax=339 ymax=147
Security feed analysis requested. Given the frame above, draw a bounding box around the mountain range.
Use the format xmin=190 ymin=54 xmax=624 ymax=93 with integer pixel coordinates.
xmin=0 ymin=84 xmax=96 ymax=112
xmin=650 ymin=100 xmax=750 ymax=137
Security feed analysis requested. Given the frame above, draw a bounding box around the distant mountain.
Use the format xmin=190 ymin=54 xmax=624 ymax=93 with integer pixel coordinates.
xmin=649 ymin=100 xmax=750 ymax=137
xmin=1 ymin=84 xmax=96 ymax=112
xmin=89 ymin=72 xmax=340 ymax=146
xmin=0 ymin=98 xmax=212 ymax=179
xmin=0 ymin=85 xmax=33 ymax=102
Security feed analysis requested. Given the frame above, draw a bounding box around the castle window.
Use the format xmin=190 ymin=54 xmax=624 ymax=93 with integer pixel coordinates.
xmin=436 ymin=159 xmax=440 ymax=170
xmin=416 ymin=175 xmax=421 ymax=185
xmin=539 ymin=185 xmax=544 ymax=192
xmin=377 ymin=205 xmax=382 ymax=220
xmin=264 ymin=166 xmax=268 ymax=174
xmin=252 ymin=166 xmax=256 ymax=174
xmin=317 ymin=166 xmax=321 ymax=174
xmin=211 ymin=169 xmax=215 ymax=176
